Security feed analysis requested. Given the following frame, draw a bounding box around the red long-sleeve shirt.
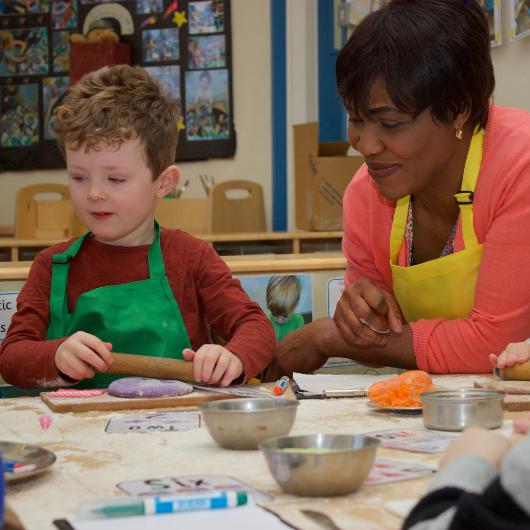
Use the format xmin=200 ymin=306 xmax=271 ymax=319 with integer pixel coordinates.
xmin=0 ymin=229 xmax=275 ymax=388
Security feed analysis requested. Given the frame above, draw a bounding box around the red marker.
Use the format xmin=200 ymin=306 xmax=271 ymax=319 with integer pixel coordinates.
xmin=273 ymin=376 xmax=289 ymax=396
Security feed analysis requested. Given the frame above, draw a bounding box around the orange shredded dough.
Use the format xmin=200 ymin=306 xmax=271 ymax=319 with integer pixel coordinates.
xmin=367 ymin=370 xmax=433 ymax=407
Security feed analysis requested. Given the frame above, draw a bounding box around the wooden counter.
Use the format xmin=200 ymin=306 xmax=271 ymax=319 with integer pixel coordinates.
xmin=1 ymin=374 xmax=525 ymax=530
xmin=0 ymin=253 xmax=347 ymax=281
xmin=0 ymin=231 xmax=343 ymax=262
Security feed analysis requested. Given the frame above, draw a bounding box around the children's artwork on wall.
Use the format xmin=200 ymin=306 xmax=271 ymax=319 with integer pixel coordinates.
xmin=237 ymin=274 xmax=313 ymax=342
xmin=481 ymin=0 xmax=502 ymax=46
xmin=510 ymin=0 xmax=530 ymax=40
xmin=0 ymin=0 xmax=49 ymax=14
xmin=0 ymin=83 xmax=39 ymax=147
xmin=0 ymin=0 xmax=234 ymax=171
xmin=136 ymin=0 xmax=163 ymax=14
xmin=42 ymin=76 xmax=69 ymax=139
xmin=188 ymin=0 xmax=224 ymax=34
xmin=188 ymin=34 xmax=225 ymax=69
xmin=142 ymin=27 xmax=180 ymax=62
xmin=0 ymin=27 xmax=49 ymax=76
xmin=52 ymin=30 xmax=72 ymax=72
xmin=185 ymin=68 xmax=228 ymax=140
xmin=144 ymin=65 xmax=180 ymax=107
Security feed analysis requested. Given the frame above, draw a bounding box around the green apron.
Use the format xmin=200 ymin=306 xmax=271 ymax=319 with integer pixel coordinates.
xmin=47 ymin=223 xmax=192 ymax=388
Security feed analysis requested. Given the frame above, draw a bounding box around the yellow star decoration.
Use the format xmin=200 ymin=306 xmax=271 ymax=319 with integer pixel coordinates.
xmin=177 ymin=116 xmax=185 ymax=131
xmin=173 ymin=11 xmax=187 ymax=27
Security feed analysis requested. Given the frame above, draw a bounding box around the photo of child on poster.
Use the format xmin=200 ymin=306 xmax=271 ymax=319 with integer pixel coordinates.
xmin=237 ymin=274 xmax=313 ymax=342
xmin=0 ymin=83 xmax=39 ymax=147
xmin=188 ymin=0 xmax=224 ymax=34
xmin=185 ymin=69 xmax=229 ymax=141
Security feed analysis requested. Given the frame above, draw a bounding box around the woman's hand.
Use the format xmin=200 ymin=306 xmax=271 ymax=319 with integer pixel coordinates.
xmin=439 ymin=427 xmax=511 ymax=471
xmin=490 ymin=341 xmax=530 ymax=369
xmin=334 ymin=278 xmax=403 ymax=347
xmin=54 ymin=331 xmax=113 ymax=380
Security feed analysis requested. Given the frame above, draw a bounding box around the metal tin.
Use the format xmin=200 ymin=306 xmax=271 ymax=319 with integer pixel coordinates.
xmin=259 ymin=434 xmax=380 ymax=497
xmin=421 ymin=389 xmax=505 ymax=431
xmin=200 ymin=398 xmax=299 ymax=450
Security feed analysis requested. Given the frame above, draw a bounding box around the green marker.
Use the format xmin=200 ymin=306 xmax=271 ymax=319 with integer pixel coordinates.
xmin=75 ymin=491 xmax=248 ymax=519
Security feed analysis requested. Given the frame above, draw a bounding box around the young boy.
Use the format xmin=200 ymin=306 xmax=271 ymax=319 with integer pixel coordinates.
xmin=0 ymin=65 xmax=275 ymax=389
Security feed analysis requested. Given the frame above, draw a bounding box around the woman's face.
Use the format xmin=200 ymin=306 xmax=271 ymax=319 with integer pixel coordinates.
xmin=347 ymin=79 xmax=460 ymax=201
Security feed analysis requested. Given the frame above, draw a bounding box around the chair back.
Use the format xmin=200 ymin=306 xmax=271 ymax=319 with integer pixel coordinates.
xmin=209 ymin=180 xmax=266 ymax=233
xmin=15 ymin=184 xmax=75 ymax=239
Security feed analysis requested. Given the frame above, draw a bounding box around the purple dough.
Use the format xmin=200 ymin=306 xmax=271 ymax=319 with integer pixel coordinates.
xmin=107 ymin=377 xmax=193 ymax=398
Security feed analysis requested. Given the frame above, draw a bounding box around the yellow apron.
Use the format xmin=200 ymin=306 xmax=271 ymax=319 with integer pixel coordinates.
xmin=390 ymin=129 xmax=484 ymax=323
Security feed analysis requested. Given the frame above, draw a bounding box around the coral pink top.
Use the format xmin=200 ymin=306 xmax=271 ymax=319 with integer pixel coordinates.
xmin=342 ymin=105 xmax=530 ymax=373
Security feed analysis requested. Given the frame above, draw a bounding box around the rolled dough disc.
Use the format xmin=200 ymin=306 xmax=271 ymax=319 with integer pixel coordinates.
xmin=107 ymin=377 xmax=193 ymax=398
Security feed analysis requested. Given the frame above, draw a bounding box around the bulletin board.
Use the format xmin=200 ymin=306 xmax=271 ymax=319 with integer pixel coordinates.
xmin=0 ymin=0 xmax=235 ymax=172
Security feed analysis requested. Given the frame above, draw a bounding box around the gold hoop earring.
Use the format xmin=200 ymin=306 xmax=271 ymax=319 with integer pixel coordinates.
xmin=455 ymin=129 xmax=463 ymax=141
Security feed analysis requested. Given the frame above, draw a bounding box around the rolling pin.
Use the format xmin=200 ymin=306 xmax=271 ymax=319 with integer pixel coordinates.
xmin=105 ymin=352 xmax=196 ymax=382
xmin=499 ymin=361 xmax=530 ymax=381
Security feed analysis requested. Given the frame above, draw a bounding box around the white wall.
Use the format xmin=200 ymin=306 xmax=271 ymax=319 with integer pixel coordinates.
xmin=491 ymin=0 xmax=530 ymax=110
xmin=0 ymin=0 xmax=272 ymax=229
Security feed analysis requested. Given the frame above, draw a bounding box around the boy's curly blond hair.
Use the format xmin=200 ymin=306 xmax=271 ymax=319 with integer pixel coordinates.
xmin=54 ymin=65 xmax=180 ymax=179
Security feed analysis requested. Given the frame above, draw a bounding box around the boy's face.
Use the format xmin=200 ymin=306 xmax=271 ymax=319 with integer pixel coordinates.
xmin=66 ymin=137 xmax=178 ymax=246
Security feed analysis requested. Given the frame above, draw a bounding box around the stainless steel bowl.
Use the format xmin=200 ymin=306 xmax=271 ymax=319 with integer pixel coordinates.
xmin=200 ymin=398 xmax=299 ymax=450
xmin=422 ymin=389 xmax=505 ymax=431
xmin=259 ymin=433 xmax=379 ymax=497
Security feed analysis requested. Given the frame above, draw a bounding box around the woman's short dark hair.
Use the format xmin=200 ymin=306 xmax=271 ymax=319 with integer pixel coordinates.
xmin=336 ymin=0 xmax=495 ymax=129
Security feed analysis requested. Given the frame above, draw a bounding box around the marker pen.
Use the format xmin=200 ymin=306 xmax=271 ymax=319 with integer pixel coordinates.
xmin=75 ymin=491 xmax=248 ymax=519
xmin=273 ymin=376 xmax=289 ymax=395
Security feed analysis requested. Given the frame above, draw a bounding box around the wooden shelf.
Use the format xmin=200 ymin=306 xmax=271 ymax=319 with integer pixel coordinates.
xmin=0 ymin=253 xmax=346 ymax=281
xmin=0 ymin=231 xmax=343 ymax=262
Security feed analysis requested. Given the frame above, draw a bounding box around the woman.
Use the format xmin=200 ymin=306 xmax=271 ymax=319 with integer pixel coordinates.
xmin=267 ymin=0 xmax=530 ymax=379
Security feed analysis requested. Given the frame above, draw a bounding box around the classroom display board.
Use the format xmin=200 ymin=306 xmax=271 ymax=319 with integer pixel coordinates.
xmin=0 ymin=0 xmax=234 ymax=171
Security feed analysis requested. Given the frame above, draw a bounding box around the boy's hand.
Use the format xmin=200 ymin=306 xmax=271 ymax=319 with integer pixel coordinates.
xmin=182 ymin=345 xmax=243 ymax=387
xmin=55 ymin=331 xmax=113 ymax=381
xmin=439 ymin=427 xmax=510 ymax=471
xmin=489 ymin=341 xmax=530 ymax=369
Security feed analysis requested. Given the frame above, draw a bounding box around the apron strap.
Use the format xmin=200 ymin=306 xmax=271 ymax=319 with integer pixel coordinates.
xmin=390 ymin=128 xmax=484 ymax=263
xmin=147 ymin=221 xmax=166 ymax=280
xmin=48 ymin=233 xmax=90 ymax=338
xmin=453 ymin=128 xmax=484 ymax=248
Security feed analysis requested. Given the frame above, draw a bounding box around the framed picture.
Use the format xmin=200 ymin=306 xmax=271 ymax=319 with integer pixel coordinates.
xmin=0 ymin=0 xmax=235 ymax=171
xmin=510 ymin=0 xmax=530 ymax=41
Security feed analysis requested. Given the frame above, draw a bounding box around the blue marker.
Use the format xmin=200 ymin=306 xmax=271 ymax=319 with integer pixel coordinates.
xmin=75 ymin=491 xmax=248 ymax=519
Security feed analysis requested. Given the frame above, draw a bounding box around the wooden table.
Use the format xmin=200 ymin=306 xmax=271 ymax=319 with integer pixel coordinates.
xmin=2 ymin=374 xmax=524 ymax=530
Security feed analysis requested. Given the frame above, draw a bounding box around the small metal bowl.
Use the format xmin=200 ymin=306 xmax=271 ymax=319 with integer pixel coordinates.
xmin=200 ymin=398 xmax=299 ymax=450
xmin=421 ymin=389 xmax=505 ymax=431
xmin=259 ymin=433 xmax=379 ymax=497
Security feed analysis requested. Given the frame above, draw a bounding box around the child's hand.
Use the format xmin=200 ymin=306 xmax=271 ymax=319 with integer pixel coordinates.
xmin=489 ymin=341 xmax=530 ymax=369
xmin=513 ymin=412 xmax=530 ymax=435
xmin=439 ymin=427 xmax=510 ymax=471
xmin=55 ymin=331 xmax=113 ymax=381
xmin=182 ymin=345 xmax=243 ymax=387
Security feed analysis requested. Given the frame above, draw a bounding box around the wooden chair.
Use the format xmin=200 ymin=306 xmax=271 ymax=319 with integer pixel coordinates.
xmin=209 ymin=180 xmax=266 ymax=233
xmin=155 ymin=198 xmax=209 ymax=234
xmin=14 ymin=184 xmax=78 ymax=239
